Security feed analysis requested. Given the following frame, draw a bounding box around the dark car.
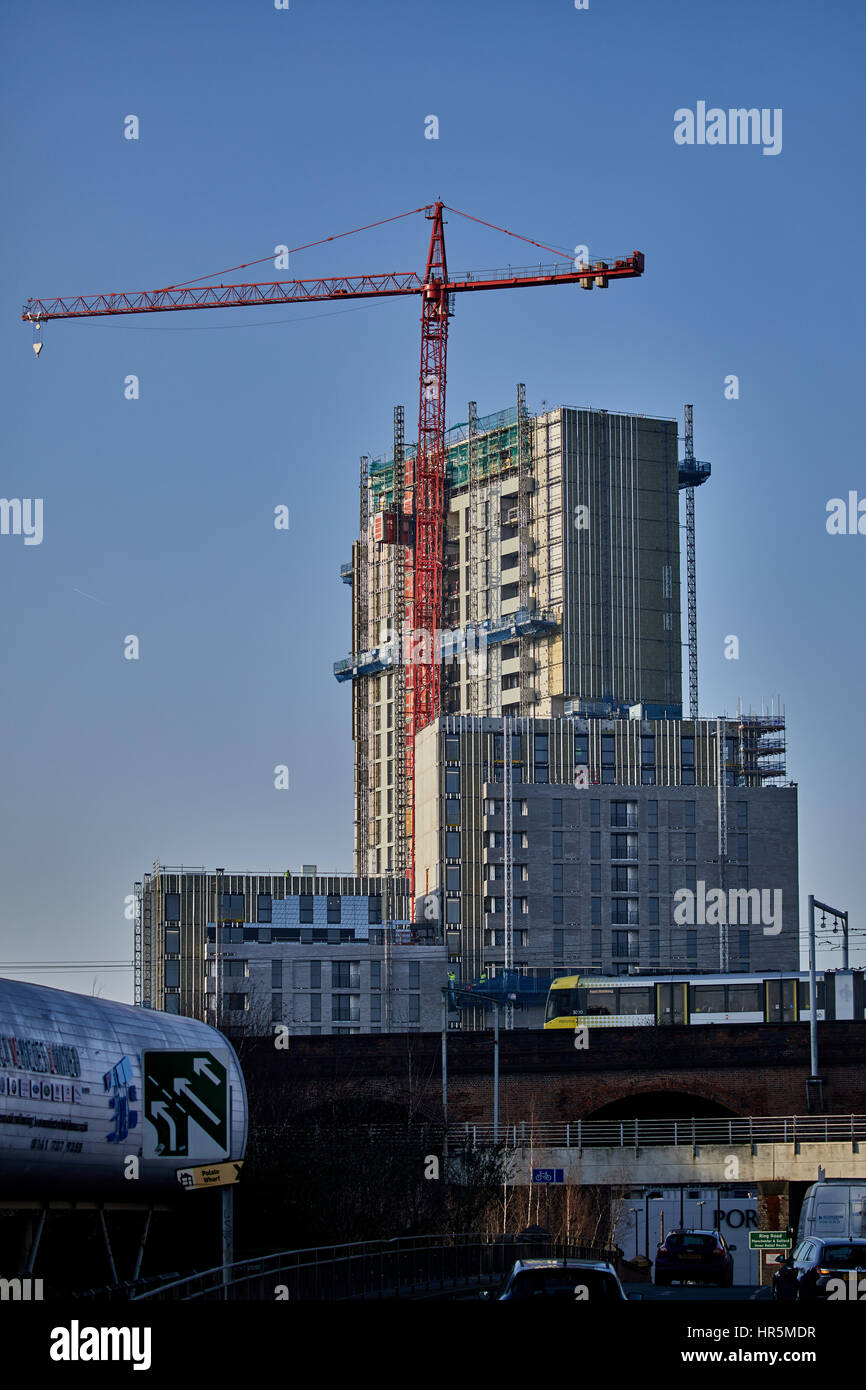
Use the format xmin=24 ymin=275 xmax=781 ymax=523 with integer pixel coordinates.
xmin=772 ymin=1238 xmax=866 ymax=1301
xmin=654 ymin=1229 xmax=735 ymax=1287
xmin=481 ymin=1259 xmax=628 ymax=1301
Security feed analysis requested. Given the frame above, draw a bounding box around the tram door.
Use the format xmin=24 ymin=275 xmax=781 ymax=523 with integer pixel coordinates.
xmin=656 ymin=982 xmax=688 ymax=1025
xmin=765 ymin=978 xmax=798 ymax=1023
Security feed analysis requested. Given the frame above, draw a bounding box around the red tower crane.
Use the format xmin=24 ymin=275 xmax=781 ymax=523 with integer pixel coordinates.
xmin=23 ymin=201 xmax=644 ymax=892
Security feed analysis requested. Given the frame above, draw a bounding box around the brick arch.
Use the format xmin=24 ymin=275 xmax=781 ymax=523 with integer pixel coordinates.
xmin=579 ymin=1081 xmax=742 ymax=1120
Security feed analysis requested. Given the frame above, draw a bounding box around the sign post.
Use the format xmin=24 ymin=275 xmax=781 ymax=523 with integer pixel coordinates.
xmin=749 ymin=1231 xmax=791 ymax=1251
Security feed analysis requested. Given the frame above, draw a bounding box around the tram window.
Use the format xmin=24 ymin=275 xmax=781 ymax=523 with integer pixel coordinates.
xmin=692 ymin=985 xmax=726 ymax=1013
xmin=797 ymin=980 xmax=824 ymax=1010
xmin=617 ymin=988 xmax=653 ymax=1015
xmin=728 ymin=983 xmax=761 ymax=1012
xmin=546 ymin=989 xmax=578 ymax=1021
xmin=585 ymin=989 xmax=616 ymax=1015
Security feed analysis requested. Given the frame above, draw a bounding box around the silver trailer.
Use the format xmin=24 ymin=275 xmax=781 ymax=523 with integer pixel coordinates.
xmin=0 ymin=978 xmax=247 ymax=1193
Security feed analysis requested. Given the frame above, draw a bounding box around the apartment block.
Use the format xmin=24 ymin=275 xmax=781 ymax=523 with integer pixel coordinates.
xmin=134 ymin=865 xmax=443 ymax=1032
xmin=414 ymin=711 xmax=799 ymax=1017
xmin=337 ymin=399 xmax=682 ymax=878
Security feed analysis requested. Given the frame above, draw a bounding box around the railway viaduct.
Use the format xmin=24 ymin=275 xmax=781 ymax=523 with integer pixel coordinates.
xmin=241 ymin=1021 xmax=866 ymax=1125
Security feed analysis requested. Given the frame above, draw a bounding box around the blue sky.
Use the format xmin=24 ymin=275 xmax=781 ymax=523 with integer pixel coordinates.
xmin=1 ymin=0 xmax=864 ymax=1000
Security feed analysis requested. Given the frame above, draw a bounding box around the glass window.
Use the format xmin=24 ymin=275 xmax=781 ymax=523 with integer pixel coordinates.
xmin=445 ymin=769 xmax=460 ymax=794
xmin=647 ymin=800 xmax=658 ymax=828
xmin=534 ymin=734 xmax=549 ymax=763
xmin=552 ymin=832 xmax=563 ymax=859
xmin=648 ymin=864 xmax=659 ymax=892
xmin=649 ymin=929 xmax=659 ymax=958
xmin=648 ymin=897 xmax=659 ymax=925
xmin=692 ymin=985 xmax=726 ymax=1014
xmin=553 ymin=897 xmax=564 ymax=923
xmin=271 ymin=960 xmax=282 ymax=988
xmin=585 ymin=988 xmax=616 ymax=1016
xmin=299 ymin=894 xmax=314 ymax=924
xmin=591 ymin=864 xmax=601 ymax=892
xmin=257 ymin=893 xmax=272 ymax=923
xmin=326 ymin=895 xmax=341 ymax=924
xmin=684 ymin=834 xmax=696 ymax=860
xmin=552 ymin=864 xmax=563 ymax=892
xmin=444 ymin=798 xmax=461 ymax=824
xmin=219 ymin=892 xmax=245 ymax=920
xmin=444 ymin=734 xmax=460 ymax=760
xmin=686 ymin=930 xmax=698 ymax=959
xmin=310 ymin=993 xmax=321 ymax=1022
xmin=591 ymin=897 xmax=601 ymax=925
xmin=641 ymin=769 xmax=656 ymax=785
xmin=310 ymin=960 xmax=321 ymax=990
xmin=445 ymin=831 xmax=461 ymax=858
xmin=445 ymin=866 xmax=461 ymax=891
xmin=738 ymin=930 xmax=750 ymax=961
xmin=611 ymin=801 xmax=638 ymax=827
xmin=590 ymin=930 xmax=602 ymax=959
xmin=736 ymin=834 xmax=748 ymax=861
xmin=648 ymin=832 xmax=658 ymax=859
xmin=611 ymin=834 xmax=637 ymax=860
xmin=408 ymin=961 xmax=420 ymax=990
xmin=445 ymin=899 xmax=460 ymax=923
xmin=408 ymin=995 xmax=421 ymax=1023
xmin=728 ymin=983 xmax=761 ymax=1011
xmin=590 ymin=799 xmax=600 ymax=827
xmin=619 ymin=987 xmax=652 ymax=1015
xmin=575 ymin=739 xmax=589 ymax=765
xmin=684 ymin=801 xmax=695 ymax=827
xmin=370 ymin=961 xmax=381 ymax=990
xmin=164 ymin=893 xmax=180 ymax=923
xmin=553 ymin=929 xmax=564 ymax=958
xmin=332 ymin=994 xmax=360 ymax=1021
xmin=165 ymin=928 xmax=180 ymax=954
xmin=611 ymin=899 xmax=639 ymax=925
xmin=271 ymin=993 xmax=282 ymax=1023
xmin=681 ymin=737 xmax=695 ymax=767
xmin=681 ymin=767 xmax=696 ymax=785
xmin=590 ymin=831 xmax=601 ymax=859
xmin=737 ymin=801 xmax=748 ymax=829
xmin=370 ymin=995 xmax=381 ymax=1023
xmin=368 ymin=894 xmax=382 ymax=924
xmin=164 ymin=995 xmax=180 ymax=1014
xmin=332 ymin=961 xmax=360 ymax=989
xmin=552 ymin=799 xmax=563 ymax=826
xmin=601 ymin=736 xmax=616 ymax=766
xmin=164 ymin=960 xmax=180 ymax=988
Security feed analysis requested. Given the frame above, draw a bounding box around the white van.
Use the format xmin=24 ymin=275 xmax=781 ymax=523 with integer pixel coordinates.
xmin=796 ymin=1182 xmax=866 ymax=1241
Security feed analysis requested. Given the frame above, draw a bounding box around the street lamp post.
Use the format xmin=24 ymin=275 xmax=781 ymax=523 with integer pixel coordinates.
xmin=441 ymin=984 xmax=516 ymax=1147
xmin=806 ymin=894 xmax=848 ymax=1113
xmin=629 ymin=1207 xmax=640 ymax=1260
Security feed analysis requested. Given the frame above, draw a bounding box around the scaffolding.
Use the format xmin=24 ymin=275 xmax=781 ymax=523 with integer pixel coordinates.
xmin=517 ymin=383 xmax=534 ymax=715
xmin=392 ymin=406 xmax=409 ymax=879
xmin=355 ymin=456 xmax=372 ymax=874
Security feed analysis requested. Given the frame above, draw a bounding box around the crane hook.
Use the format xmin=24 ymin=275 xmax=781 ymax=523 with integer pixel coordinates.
xmin=32 ymin=319 xmax=43 ymax=357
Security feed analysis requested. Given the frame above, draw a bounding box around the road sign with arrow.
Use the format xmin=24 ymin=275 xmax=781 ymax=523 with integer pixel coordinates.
xmin=143 ymin=1050 xmax=230 ymax=1160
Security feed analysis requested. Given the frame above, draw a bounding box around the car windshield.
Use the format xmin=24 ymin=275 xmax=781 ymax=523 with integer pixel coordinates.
xmin=820 ymin=1244 xmax=866 ymax=1268
xmin=666 ymin=1234 xmax=718 ymax=1253
xmin=507 ymin=1268 xmax=622 ymax=1300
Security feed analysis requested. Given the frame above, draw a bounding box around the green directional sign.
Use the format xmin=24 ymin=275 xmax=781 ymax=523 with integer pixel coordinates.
xmin=749 ymin=1231 xmax=792 ymax=1251
xmin=143 ymin=1050 xmax=229 ymax=1160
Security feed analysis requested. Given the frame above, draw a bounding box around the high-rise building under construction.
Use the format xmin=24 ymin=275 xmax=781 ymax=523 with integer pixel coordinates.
xmin=337 ymin=396 xmax=683 ymax=878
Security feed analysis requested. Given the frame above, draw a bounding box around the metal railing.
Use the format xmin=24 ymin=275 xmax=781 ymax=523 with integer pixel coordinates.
xmin=130 ymin=1231 xmax=618 ymax=1302
xmin=243 ymin=1115 xmax=866 ymax=1156
xmin=445 ymin=1114 xmax=866 ymax=1150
